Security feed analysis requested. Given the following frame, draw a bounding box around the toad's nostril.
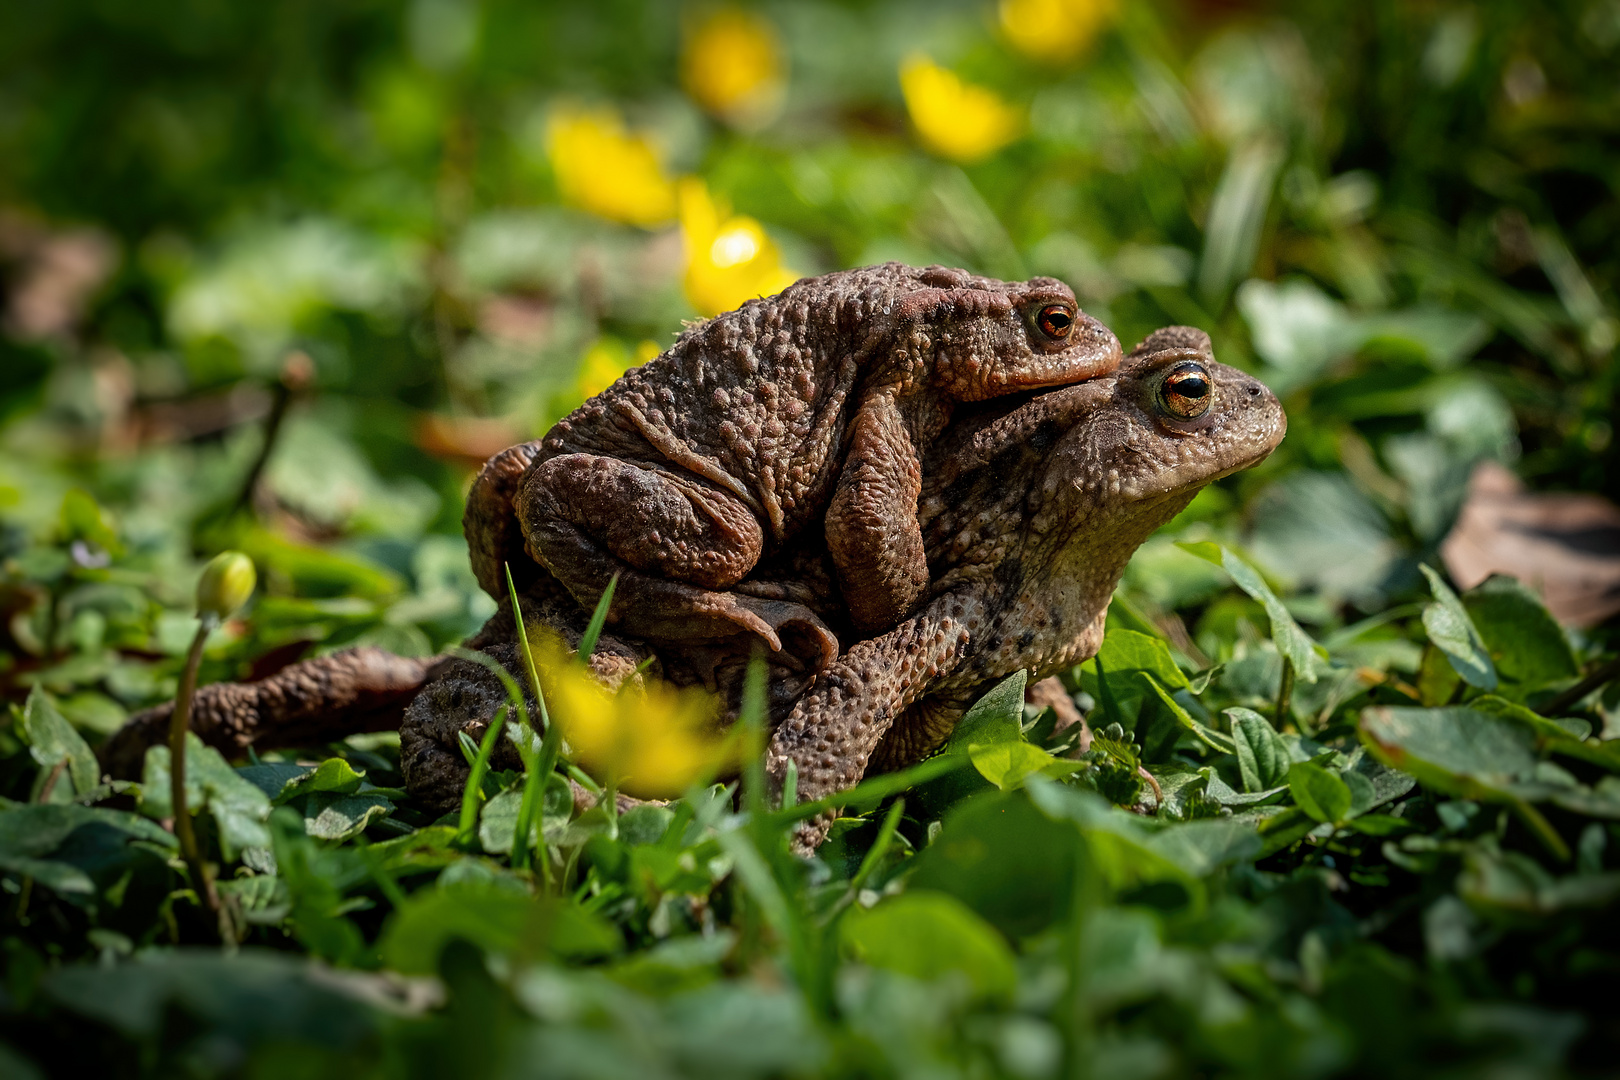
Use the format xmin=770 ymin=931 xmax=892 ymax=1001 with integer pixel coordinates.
xmin=1246 ymin=384 xmax=1260 ymax=396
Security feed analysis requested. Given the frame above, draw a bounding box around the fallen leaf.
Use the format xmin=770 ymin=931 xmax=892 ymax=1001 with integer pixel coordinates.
xmin=1440 ymin=461 xmax=1620 ymax=627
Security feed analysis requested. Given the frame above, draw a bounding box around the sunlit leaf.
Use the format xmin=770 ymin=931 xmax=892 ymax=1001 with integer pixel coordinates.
xmin=1178 ymin=542 xmax=1325 ymax=683
xmin=1419 ymin=564 xmax=1497 ymax=690
xmin=19 ymin=687 xmax=99 ymax=799
xmin=1229 ymin=707 xmax=1290 ymax=792
xmin=1288 ymin=762 xmax=1352 ymax=824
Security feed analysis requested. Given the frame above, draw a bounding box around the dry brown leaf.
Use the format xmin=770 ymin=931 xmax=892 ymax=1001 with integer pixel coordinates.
xmin=1441 ymin=461 xmax=1620 ymax=627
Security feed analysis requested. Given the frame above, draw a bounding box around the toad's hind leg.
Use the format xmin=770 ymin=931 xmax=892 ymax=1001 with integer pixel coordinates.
xmin=518 ymin=453 xmax=837 ymax=662
xmin=522 ymin=453 xmax=764 ymax=590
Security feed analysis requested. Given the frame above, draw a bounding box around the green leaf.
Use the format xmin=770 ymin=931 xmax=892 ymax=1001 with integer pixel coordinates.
xmin=1026 ymin=781 xmax=1207 ymax=909
xmin=908 ymin=789 xmax=1082 ymax=939
xmin=939 ymin=671 xmax=1069 ymax=790
xmin=19 ymin=687 xmax=99 ymax=798
xmin=969 ymin=741 xmax=1066 ymax=791
xmin=1458 ymin=848 xmax=1620 ymax=915
xmin=576 ymin=572 xmax=618 ymax=661
xmin=1288 ymin=762 xmax=1352 ymax=824
xmin=59 ymin=488 xmax=122 ymax=557
xmin=42 ymin=950 xmax=384 ymax=1042
xmin=945 ymin=670 xmax=1027 ymax=752
xmin=477 ymin=788 xmax=534 ymax=855
xmin=1095 ymin=630 xmax=1190 ymax=691
xmin=1228 ymin=707 xmax=1290 ymax=792
xmin=1419 ymin=564 xmax=1497 ymax=691
xmin=1360 ymin=705 xmax=1537 ymax=788
xmin=0 ymin=804 xmax=174 ymax=898
xmin=840 ymin=890 xmax=1017 ymax=1001
xmin=1343 ymin=813 xmax=1412 ymax=836
xmin=1461 ymin=575 xmax=1578 ymax=700
xmin=1177 ymin=542 xmax=1324 ymax=683
xmin=284 ymin=758 xmax=367 ymax=798
xmin=378 ymin=880 xmax=620 ymax=975
xmin=297 ymin=792 xmax=393 ymax=841
xmin=1359 ymin=704 xmax=1568 ymax=858
xmin=139 ymin=735 xmax=273 ymax=859
xmin=235 ymin=762 xmax=315 ymax=802
xmin=1144 ymin=674 xmax=1234 ymax=754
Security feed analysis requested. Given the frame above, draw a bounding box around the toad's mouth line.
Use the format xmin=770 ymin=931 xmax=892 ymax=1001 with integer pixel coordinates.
xmin=1100 ymin=440 xmax=1285 ymax=505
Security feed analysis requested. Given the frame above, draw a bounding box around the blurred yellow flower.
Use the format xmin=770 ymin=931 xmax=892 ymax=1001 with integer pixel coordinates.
xmin=899 ymin=55 xmax=1022 ymax=164
xmin=679 ymin=178 xmax=800 ymax=317
xmin=681 ymin=7 xmax=786 ymax=127
xmin=546 ymin=104 xmax=676 ymax=228
xmin=999 ymin=0 xmax=1116 ymax=65
xmin=576 ymin=338 xmax=661 ymax=399
xmin=534 ymin=632 xmax=734 ymax=799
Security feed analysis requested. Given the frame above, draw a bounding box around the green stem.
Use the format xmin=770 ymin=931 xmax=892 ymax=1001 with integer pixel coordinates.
xmin=169 ymin=619 xmax=221 ymax=920
xmin=1539 ymin=654 xmax=1620 ymax=717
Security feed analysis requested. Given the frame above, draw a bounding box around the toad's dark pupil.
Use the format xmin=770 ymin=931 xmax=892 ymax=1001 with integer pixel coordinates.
xmin=1166 ymin=371 xmax=1209 ymax=400
xmin=1039 ymin=307 xmax=1073 ymax=337
xmin=1160 ymin=366 xmax=1212 ymax=418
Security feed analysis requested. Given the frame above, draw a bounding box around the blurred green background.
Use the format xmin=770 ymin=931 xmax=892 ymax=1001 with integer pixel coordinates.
xmin=1 ymin=0 xmax=1616 ymax=716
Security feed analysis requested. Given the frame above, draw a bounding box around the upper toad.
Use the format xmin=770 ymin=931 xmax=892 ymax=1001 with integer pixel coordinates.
xmin=464 ymin=263 xmax=1120 ymax=656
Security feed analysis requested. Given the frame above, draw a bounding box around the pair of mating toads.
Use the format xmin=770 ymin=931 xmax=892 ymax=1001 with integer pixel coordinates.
xmin=103 ymin=263 xmax=1286 ymax=846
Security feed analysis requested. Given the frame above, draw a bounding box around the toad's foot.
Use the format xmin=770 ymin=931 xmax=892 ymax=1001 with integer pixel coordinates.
xmin=536 ymin=554 xmax=842 ymax=675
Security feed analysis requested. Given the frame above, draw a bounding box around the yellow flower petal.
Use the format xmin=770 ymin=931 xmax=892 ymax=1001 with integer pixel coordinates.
xmin=535 ymin=631 xmax=734 ymax=799
xmin=681 ymin=8 xmax=786 ymax=126
xmin=678 ymin=178 xmax=800 ymax=316
xmin=546 ymin=104 xmax=676 ymax=228
xmin=1000 ymin=0 xmax=1116 ymax=65
xmin=899 ymin=55 xmax=1022 ymax=164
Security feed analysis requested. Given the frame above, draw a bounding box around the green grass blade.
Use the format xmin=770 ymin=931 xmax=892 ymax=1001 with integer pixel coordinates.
xmin=849 ymin=797 xmax=904 ymax=895
xmin=772 ymin=754 xmax=970 ymax=825
xmin=504 ymin=562 xmax=549 ymax=732
xmin=457 ymin=704 xmax=507 ymax=847
xmin=576 ymin=573 xmax=618 ymax=662
xmin=740 ymin=646 xmax=768 ymax=819
xmin=516 ymin=719 xmax=567 ymax=886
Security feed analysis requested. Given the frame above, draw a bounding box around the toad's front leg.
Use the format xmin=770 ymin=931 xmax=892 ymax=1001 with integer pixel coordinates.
xmin=766 ymin=610 xmax=970 ymax=848
xmin=825 ymin=388 xmax=931 ymax=635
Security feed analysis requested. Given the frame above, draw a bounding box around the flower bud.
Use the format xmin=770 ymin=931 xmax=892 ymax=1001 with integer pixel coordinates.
xmin=196 ymin=551 xmax=256 ymax=620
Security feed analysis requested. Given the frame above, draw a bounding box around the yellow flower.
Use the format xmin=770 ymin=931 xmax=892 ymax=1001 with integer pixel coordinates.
xmin=546 ymin=104 xmax=676 ymax=228
xmin=679 ymin=178 xmax=800 ymax=317
xmin=534 ymin=632 xmax=735 ymax=799
xmin=576 ymin=338 xmax=661 ymax=399
xmin=681 ymin=7 xmax=786 ymax=127
xmin=999 ymin=0 xmax=1116 ymax=65
xmin=899 ymin=55 xmax=1022 ymax=164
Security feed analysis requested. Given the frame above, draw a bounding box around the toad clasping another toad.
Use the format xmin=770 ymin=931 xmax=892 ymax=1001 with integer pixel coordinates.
xmin=765 ymin=326 xmax=1286 ymax=844
xmin=464 ymin=263 xmax=1121 ymax=662
xmin=100 ymin=311 xmax=1282 ymax=852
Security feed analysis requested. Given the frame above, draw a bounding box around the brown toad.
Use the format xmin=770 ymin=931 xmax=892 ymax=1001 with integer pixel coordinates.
xmin=465 ymin=263 xmax=1120 ymax=656
xmin=101 ymin=327 xmax=1282 ymax=851
xmin=764 ymin=326 xmax=1286 ymax=839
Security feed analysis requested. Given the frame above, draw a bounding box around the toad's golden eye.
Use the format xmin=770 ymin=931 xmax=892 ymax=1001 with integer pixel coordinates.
xmin=1159 ymin=364 xmax=1212 ymax=419
xmin=1037 ymin=305 xmax=1073 ymax=339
